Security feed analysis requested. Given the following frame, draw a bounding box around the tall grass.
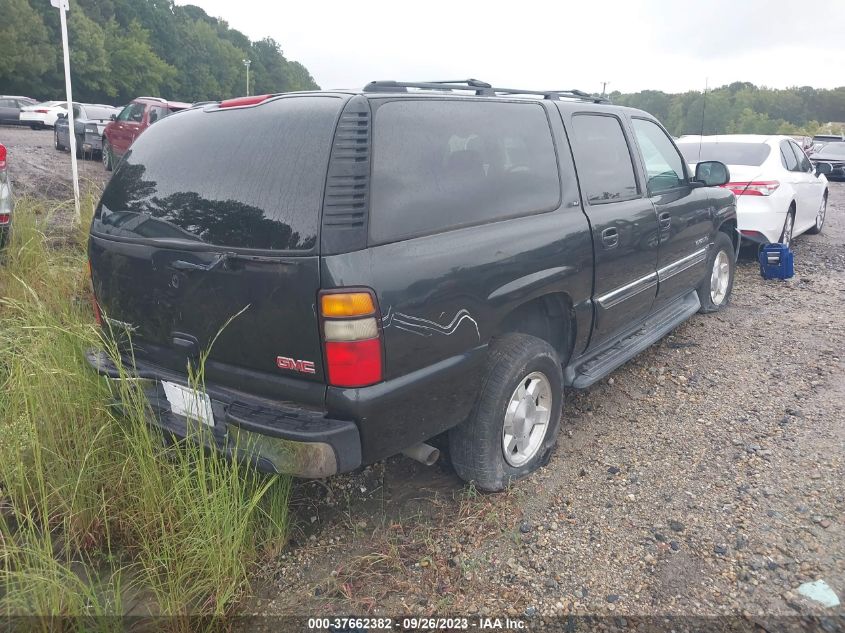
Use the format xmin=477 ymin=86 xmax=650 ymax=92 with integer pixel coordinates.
xmin=0 ymin=195 xmax=291 ymax=629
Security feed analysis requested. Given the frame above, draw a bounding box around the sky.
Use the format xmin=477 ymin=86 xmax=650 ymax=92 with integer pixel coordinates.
xmin=176 ymin=0 xmax=845 ymax=94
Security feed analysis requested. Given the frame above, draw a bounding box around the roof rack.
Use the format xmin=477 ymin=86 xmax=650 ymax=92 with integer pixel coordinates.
xmin=362 ymin=79 xmax=609 ymax=103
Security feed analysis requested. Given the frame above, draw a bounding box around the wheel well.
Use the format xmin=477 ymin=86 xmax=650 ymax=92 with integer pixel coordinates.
xmin=494 ymin=294 xmax=576 ymax=365
xmin=718 ymin=218 xmax=739 ymax=254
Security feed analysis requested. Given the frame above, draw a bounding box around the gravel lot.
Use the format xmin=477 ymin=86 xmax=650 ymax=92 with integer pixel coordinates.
xmin=257 ymin=186 xmax=845 ymax=628
xmin=3 ymin=124 xmax=842 ymax=628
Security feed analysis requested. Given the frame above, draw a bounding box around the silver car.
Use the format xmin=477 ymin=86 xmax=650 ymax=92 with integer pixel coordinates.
xmin=54 ymin=103 xmax=121 ymax=158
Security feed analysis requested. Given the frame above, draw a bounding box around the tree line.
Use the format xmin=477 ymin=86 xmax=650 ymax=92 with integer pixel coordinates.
xmin=612 ymin=82 xmax=845 ymax=137
xmin=0 ymin=0 xmax=319 ymax=105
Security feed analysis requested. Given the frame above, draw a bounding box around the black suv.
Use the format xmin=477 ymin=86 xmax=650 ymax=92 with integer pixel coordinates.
xmin=87 ymin=80 xmax=737 ymax=491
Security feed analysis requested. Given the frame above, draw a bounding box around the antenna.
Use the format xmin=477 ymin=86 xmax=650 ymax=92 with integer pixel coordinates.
xmin=697 ymin=77 xmax=708 ymax=163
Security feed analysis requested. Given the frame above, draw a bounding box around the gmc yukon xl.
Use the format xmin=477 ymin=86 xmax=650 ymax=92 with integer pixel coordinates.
xmin=87 ymin=80 xmax=737 ymax=491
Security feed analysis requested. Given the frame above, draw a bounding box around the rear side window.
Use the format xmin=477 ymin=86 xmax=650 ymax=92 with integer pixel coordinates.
xmin=96 ymin=96 xmax=343 ymax=251
xmin=370 ymin=100 xmax=560 ymax=243
xmin=780 ymin=141 xmax=799 ymax=171
xmin=569 ymin=114 xmax=639 ymax=204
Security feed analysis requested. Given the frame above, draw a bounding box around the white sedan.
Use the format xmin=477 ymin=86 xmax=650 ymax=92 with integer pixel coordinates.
xmin=677 ymin=135 xmax=830 ymax=246
xmin=19 ymin=101 xmax=70 ymax=129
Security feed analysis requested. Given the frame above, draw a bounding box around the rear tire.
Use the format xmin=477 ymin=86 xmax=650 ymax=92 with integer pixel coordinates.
xmin=102 ymin=139 xmax=114 ymax=171
xmin=54 ymin=130 xmax=66 ymax=151
xmin=449 ymin=334 xmax=563 ymax=492
xmin=780 ymin=207 xmax=795 ymax=247
xmin=697 ymin=232 xmax=735 ymax=313
xmin=806 ymin=193 xmax=827 ymax=235
xmin=75 ymin=134 xmax=85 ymax=158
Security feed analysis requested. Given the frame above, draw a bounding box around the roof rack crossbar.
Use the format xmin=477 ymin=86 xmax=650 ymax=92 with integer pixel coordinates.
xmin=363 ymin=80 xmax=608 ymax=103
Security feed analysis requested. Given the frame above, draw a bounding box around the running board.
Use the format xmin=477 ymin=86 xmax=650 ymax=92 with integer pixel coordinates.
xmin=566 ymin=291 xmax=700 ymax=389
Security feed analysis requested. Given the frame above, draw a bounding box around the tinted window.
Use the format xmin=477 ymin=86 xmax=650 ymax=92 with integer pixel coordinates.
xmin=632 ymin=118 xmax=686 ymax=193
xmin=678 ymin=142 xmax=771 ymax=166
xmin=370 ymin=100 xmax=560 ymax=243
xmin=96 ymin=96 xmax=342 ymax=251
xmin=780 ymin=141 xmax=799 ymax=171
xmin=818 ymin=143 xmax=845 ymax=157
xmin=0 ymin=99 xmax=13 ymax=108
xmin=116 ymin=104 xmax=134 ymax=121
xmin=569 ymin=114 xmax=639 ymax=204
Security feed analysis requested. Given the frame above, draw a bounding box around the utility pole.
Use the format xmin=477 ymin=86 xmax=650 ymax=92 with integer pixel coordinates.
xmin=601 ymin=81 xmax=609 ymax=98
xmin=242 ymin=59 xmax=251 ymax=96
xmin=51 ymin=0 xmax=80 ymax=222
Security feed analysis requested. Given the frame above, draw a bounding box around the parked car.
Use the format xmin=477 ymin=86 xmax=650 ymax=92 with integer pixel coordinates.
xmin=0 ymin=143 xmax=12 ymax=248
xmin=19 ymin=100 xmax=69 ymax=129
xmin=812 ymin=133 xmax=844 ymax=144
xmin=54 ymin=103 xmax=121 ymax=158
xmin=0 ymin=96 xmax=38 ymax=126
xmin=101 ymin=97 xmax=190 ymax=171
xmin=677 ymin=135 xmax=830 ymax=246
xmin=809 ymin=142 xmax=845 ymax=180
xmin=86 ymin=80 xmax=737 ymax=491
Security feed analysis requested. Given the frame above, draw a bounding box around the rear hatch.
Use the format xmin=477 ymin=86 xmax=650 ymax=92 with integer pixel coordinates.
xmin=89 ymin=95 xmax=346 ymax=403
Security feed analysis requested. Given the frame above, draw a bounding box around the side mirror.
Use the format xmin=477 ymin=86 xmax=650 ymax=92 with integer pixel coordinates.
xmin=815 ymin=162 xmax=833 ymax=176
xmin=110 ymin=114 xmax=117 ymax=120
xmin=58 ymin=113 xmax=67 ymax=119
xmin=694 ymin=160 xmax=730 ymax=187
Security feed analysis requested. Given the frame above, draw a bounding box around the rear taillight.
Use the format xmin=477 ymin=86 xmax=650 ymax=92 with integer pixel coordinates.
xmin=88 ymin=260 xmax=102 ymax=326
xmin=320 ymin=290 xmax=383 ymax=388
xmin=35 ymin=109 xmax=49 ymax=114
xmin=722 ymin=181 xmax=780 ymax=196
xmin=0 ymin=144 xmax=6 ymax=170
xmin=0 ymin=214 xmax=10 ymax=225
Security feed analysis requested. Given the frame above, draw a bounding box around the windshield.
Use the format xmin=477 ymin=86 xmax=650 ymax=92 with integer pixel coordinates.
xmin=817 ymin=143 xmax=845 ymax=157
xmin=678 ymin=142 xmax=771 ymax=166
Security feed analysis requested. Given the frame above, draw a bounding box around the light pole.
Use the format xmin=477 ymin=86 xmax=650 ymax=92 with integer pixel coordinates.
xmin=242 ymin=59 xmax=251 ymax=96
xmin=51 ymin=0 xmax=80 ymax=222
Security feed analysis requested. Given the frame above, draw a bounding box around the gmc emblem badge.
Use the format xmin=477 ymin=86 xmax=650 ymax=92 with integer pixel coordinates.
xmin=276 ymin=356 xmax=316 ymax=374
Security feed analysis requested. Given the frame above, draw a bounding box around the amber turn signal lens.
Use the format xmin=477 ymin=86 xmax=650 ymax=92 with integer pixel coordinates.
xmin=320 ymin=292 xmax=375 ymax=318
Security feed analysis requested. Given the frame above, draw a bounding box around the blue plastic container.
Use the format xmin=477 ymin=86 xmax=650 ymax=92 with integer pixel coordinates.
xmin=759 ymin=243 xmax=794 ymax=280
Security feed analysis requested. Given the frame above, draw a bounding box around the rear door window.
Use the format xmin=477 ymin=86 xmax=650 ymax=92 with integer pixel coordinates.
xmin=780 ymin=141 xmax=800 ymax=171
xmin=370 ymin=100 xmax=561 ymax=244
xmin=96 ymin=96 xmax=343 ymax=251
xmin=569 ymin=114 xmax=639 ymax=204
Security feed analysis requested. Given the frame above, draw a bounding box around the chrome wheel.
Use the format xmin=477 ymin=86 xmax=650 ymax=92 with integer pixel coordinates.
xmin=102 ymin=142 xmax=111 ymax=169
xmin=502 ymin=371 xmax=552 ymax=467
xmin=781 ymin=211 xmax=794 ymax=247
xmin=816 ymin=197 xmax=827 ymax=231
xmin=710 ymin=250 xmax=730 ymax=306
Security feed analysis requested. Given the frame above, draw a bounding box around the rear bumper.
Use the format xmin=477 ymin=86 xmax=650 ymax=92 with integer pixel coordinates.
xmin=82 ymin=131 xmax=103 ymax=152
xmin=736 ymin=196 xmax=788 ymax=244
xmin=85 ymin=349 xmax=361 ymax=478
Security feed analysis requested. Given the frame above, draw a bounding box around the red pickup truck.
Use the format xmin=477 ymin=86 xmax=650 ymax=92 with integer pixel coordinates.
xmin=101 ymin=97 xmax=190 ymax=171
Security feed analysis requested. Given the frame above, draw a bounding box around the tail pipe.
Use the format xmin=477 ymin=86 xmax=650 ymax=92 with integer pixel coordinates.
xmin=402 ymin=442 xmax=440 ymax=466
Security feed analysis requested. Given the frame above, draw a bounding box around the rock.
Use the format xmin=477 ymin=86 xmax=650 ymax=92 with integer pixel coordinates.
xmin=608 ymin=466 xmax=621 ymax=475
xmin=670 ymin=541 xmax=681 ymax=551
xmin=669 ymin=520 xmax=685 ymax=532
xmin=654 ymin=532 xmax=666 ymax=542
xmin=524 ymin=606 xmax=538 ymax=618
xmin=714 ymin=544 xmax=728 ymax=556
xmin=519 ymin=521 xmax=533 ymax=534
xmin=796 ymin=580 xmax=841 ymax=608
xmin=606 ymin=594 xmax=620 ymax=603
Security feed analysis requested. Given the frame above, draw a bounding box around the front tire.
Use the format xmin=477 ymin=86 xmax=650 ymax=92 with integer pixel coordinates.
xmin=449 ymin=334 xmax=563 ymax=492
xmin=806 ymin=193 xmax=827 ymax=235
xmin=698 ymin=232 xmax=735 ymax=313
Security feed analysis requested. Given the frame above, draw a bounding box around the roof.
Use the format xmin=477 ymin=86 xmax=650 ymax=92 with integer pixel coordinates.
xmin=675 ymin=134 xmax=794 ymax=145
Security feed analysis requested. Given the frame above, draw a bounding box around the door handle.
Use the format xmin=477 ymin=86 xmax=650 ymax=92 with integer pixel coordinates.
xmin=659 ymin=212 xmax=671 ymax=228
xmin=601 ymin=227 xmax=619 ymax=249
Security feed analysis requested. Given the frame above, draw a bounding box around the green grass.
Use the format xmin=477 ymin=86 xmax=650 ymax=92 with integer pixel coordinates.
xmin=0 ymin=195 xmax=292 ymax=629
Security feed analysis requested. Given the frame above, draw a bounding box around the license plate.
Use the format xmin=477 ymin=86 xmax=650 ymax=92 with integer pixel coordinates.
xmin=161 ymin=381 xmax=214 ymax=427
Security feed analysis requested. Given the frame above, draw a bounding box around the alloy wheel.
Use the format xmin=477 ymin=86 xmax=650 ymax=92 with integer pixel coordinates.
xmin=816 ymin=197 xmax=827 ymax=231
xmin=781 ymin=212 xmax=794 ymax=247
xmin=502 ymin=371 xmax=552 ymax=467
xmin=710 ymin=250 xmax=730 ymax=306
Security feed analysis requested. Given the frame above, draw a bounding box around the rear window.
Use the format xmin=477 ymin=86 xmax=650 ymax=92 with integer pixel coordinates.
xmin=95 ymin=96 xmax=343 ymax=251
xmin=370 ymin=100 xmax=561 ymax=243
xmin=85 ymin=106 xmax=115 ymax=120
xmin=678 ymin=142 xmax=771 ymax=166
